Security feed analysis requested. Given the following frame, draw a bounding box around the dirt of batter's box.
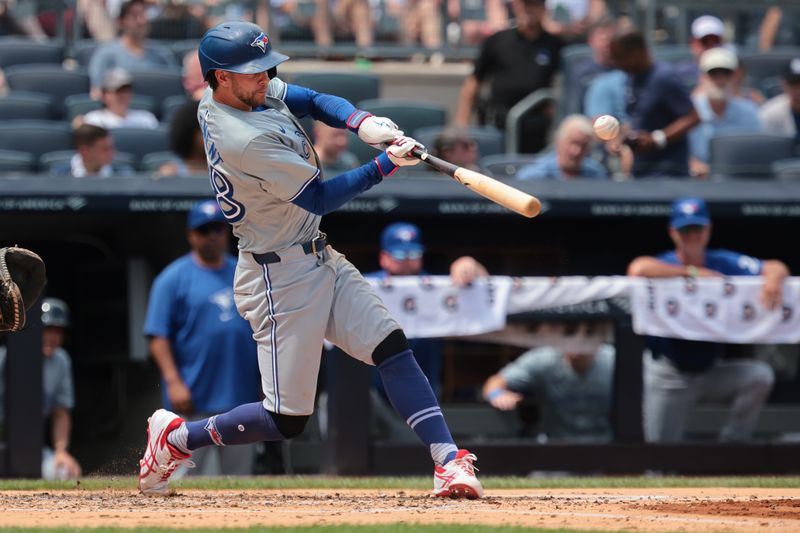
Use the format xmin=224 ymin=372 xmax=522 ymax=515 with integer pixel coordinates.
xmin=641 ymin=498 xmax=800 ymax=520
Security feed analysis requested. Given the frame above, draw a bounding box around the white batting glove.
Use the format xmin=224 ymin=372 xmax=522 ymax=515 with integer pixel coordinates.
xmin=385 ymin=136 xmax=421 ymax=166
xmin=358 ymin=115 xmax=403 ymax=147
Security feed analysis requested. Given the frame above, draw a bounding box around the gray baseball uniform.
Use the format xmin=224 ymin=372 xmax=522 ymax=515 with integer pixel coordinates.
xmin=198 ymin=80 xmax=400 ymax=416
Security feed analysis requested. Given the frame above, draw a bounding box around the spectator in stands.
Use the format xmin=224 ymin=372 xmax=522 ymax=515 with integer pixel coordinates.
xmin=431 ymin=128 xmax=481 ymax=171
xmin=79 ymin=68 xmax=159 ymax=130
xmin=384 ymin=0 xmax=444 ymax=49
xmin=455 ymin=0 xmax=563 ymax=154
xmin=674 ymin=15 xmax=725 ymax=86
xmin=516 ymin=114 xmax=607 ymax=180
xmin=688 ymin=48 xmax=762 ymax=179
xmin=610 ymin=29 xmax=699 ymax=177
xmin=627 ymin=196 xmax=786 ymax=442
xmin=144 ymin=200 xmax=262 ymax=476
xmin=446 ymin=0 xmax=509 ymax=47
xmin=313 ymin=122 xmax=359 ymax=174
xmin=50 ymin=124 xmax=134 ymax=178
xmin=0 ymin=298 xmax=83 ymax=479
xmin=365 ymin=222 xmax=488 ymax=397
xmin=759 ymin=58 xmax=800 ymax=143
xmin=572 ymin=17 xmax=617 ymax=112
xmin=0 ymin=0 xmax=39 ymax=37
xmin=542 ymin=0 xmax=608 ymax=41
xmin=157 ymin=101 xmax=207 ymax=177
xmin=88 ymin=0 xmax=177 ymax=96
xmin=482 ymin=321 xmax=615 ymax=442
xmin=756 ymin=7 xmax=800 ymax=52
xmin=312 ymin=0 xmax=373 ymax=48
xmin=182 ymin=48 xmax=206 ymax=101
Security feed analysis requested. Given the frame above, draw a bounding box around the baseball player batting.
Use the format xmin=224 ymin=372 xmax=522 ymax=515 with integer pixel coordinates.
xmin=138 ymin=21 xmax=483 ymax=499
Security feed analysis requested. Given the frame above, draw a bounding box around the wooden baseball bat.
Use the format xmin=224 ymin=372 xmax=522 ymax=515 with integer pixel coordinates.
xmin=409 ymin=148 xmax=541 ymax=218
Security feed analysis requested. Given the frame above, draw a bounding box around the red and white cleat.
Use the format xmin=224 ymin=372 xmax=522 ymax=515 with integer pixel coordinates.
xmin=138 ymin=409 xmax=193 ymax=496
xmin=433 ymin=449 xmax=484 ymax=499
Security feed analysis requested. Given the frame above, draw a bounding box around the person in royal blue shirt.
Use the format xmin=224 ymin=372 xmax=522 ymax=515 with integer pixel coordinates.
xmin=144 ymin=200 xmax=261 ymax=475
xmin=627 ymin=197 xmax=788 ymax=442
xmin=610 ymin=29 xmax=700 ymax=178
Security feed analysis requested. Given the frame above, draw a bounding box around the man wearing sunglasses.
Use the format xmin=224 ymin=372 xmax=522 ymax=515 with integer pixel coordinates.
xmin=367 ymin=222 xmax=488 ymax=398
xmin=627 ymin=197 xmax=787 ymax=443
xmin=143 ymin=199 xmax=261 ymax=476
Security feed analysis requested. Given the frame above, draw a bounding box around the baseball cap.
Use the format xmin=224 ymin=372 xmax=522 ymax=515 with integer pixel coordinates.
xmin=785 ymin=58 xmax=800 ymax=83
xmin=699 ymin=47 xmax=738 ymax=73
xmin=101 ymin=68 xmax=133 ymax=91
xmin=691 ymin=15 xmax=724 ymax=40
xmin=187 ymin=199 xmax=226 ymax=230
xmin=381 ymin=222 xmax=424 ymax=254
xmin=670 ymin=197 xmax=710 ymax=229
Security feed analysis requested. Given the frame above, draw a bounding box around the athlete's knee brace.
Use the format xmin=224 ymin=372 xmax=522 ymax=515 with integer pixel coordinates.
xmin=267 ymin=412 xmax=309 ymax=439
xmin=372 ymin=329 xmax=410 ymax=366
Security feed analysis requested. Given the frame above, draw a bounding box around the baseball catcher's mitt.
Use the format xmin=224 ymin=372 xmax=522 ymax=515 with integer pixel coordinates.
xmin=0 ymin=246 xmax=46 ymax=332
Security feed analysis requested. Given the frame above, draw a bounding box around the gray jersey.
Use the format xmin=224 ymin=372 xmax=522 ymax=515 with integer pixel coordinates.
xmin=198 ymin=79 xmax=322 ymax=253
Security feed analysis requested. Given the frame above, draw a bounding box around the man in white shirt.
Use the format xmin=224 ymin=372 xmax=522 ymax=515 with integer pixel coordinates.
xmin=49 ymin=124 xmax=134 ymax=178
xmin=759 ymin=57 xmax=800 ymax=143
xmin=82 ymin=68 xmax=159 ymax=130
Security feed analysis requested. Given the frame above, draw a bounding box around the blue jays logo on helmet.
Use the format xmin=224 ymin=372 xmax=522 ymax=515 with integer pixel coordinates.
xmin=250 ymin=32 xmax=269 ymax=53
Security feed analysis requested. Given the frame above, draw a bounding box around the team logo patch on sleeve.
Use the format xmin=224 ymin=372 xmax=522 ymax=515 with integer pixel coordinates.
xmin=250 ymin=33 xmax=269 ymax=53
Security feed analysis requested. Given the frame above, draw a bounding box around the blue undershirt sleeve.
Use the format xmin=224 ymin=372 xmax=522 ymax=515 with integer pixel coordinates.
xmin=284 ymin=84 xmax=371 ymax=131
xmin=291 ymin=153 xmax=397 ymax=215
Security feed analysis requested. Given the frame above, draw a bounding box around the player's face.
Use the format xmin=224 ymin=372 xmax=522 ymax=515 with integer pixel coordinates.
xmin=229 ymin=71 xmax=270 ymax=109
xmin=669 ymin=224 xmax=711 ymax=254
xmin=42 ymin=326 xmax=65 ymax=357
xmin=189 ymin=222 xmax=229 ymax=263
xmin=379 ymin=250 xmax=423 ymax=276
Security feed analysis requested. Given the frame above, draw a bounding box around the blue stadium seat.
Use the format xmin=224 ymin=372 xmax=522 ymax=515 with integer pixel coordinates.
xmin=739 ymin=47 xmax=800 ymax=95
xmin=0 ymin=37 xmax=64 ymax=68
xmin=292 ymin=72 xmax=380 ymax=107
xmin=772 ymin=158 xmax=800 ymax=181
xmin=413 ymin=125 xmax=505 ymax=158
xmin=40 ymin=149 xmax=136 ymax=173
xmin=356 ymin=98 xmax=447 ymax=136
xmin=0 ymin=91 xmax=54 ymax=120
xmin=710 ymin=133 xmax=796 ymax=179
xmin=140 ymin=151 xmax=178 ymax=172
xmin=130 ymin=68 xmax=185 ymax=104
xmin=0 ymin=149 xmax=36 ymax=172
xmin=109 ymin=127 xmax=170 ymax=168
xmin=4 ymin=64 xmax=90 ymax=119
xmin=71 ymin=38 xmax=98 ymax=66
xmin=0 ymin=120 xmax=73 ymax=165
xmin=161 ymin=95 xmax=190 ymax=125
xmin=479 ymin=153 xmax=541 ymax=179
xmin=169 ymin=39 xmax=200 ymax=63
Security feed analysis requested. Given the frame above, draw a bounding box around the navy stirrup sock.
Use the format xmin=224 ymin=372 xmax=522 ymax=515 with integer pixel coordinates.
xmin=377 ymin=349 xmax=458 ymax=465
xmin=181 ymin=402 xmax=285 ymax=450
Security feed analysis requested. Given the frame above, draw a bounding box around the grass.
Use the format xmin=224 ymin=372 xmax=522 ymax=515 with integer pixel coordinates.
xmin=0 ymin=524 xmax=622 ymax=533
xmin=0 ymin=475 xmax=799 ymax=491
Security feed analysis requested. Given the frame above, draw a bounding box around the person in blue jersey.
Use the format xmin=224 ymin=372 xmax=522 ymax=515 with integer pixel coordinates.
xmin=144 ymin=199 xmax=261 ymax=475
xmin=627 ymin=197 xmax=788 ymax=442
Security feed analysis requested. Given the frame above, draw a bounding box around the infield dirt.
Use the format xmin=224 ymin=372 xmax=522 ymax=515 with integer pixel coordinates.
xmin=0 ymin=487 xmax=799 ymax=531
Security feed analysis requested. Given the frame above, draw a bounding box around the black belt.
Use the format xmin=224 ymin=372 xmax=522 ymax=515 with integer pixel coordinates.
xmin=251 ymin=233 xmax=328 ymax=265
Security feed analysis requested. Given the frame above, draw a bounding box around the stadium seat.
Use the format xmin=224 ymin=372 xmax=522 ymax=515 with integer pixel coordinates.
xmin=772 ymin=158 xmax=800 ymax=181
xmin=558 ymin=44 xmax=593 ymax=118
xmin=71 ymin=38 xmax=98 ymax=66
xmin=0 ymin=120 xmax=73 ymax=164
xmin=40 ymin=149 xmax=136 ymax=172
xmin=292 ymin=72 xmax=380 ymax=107
xmin=169 ymin=39 xmax=200 ymax=63
xmin=356 ymin=98 xmax=447 ymax=136
xmin=140 ymin=151 xmax=177 ymax=172
xmin=160 ymin=94 xmax=190 ymax=125
xmin=4 ymin=64 xmax=90 ymax=119
xmin=0 ymin=92 xmax=54 ymax=120
xmin=479 ymin=153 xmax=541 ymax=179
xmin=0 ymin=37 xmax=64 ymax=68
xmin=413 ymin=125 xmax=505 ymax=158
xmin=109 ymin=127 xmax=170 ymax=167
xmin=709 ymin=133 xmax=796 ymax=179
xmin=130 ymin=68 xmax=185 ymax=104
xmin=64 ymin=94 xmax=159 ymax=121
xmin=0 ymin=149 xmax=35 ymax=172
xmin=739 ymin=47 xmax=800 ymax=94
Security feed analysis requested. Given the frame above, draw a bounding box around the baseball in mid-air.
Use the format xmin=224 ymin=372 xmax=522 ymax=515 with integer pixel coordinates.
xmin=593 ymin=115 xmax=620 ymax=141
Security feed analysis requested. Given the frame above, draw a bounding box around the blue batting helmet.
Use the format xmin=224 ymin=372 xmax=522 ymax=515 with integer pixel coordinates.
xmin=198 ymin=21 xmax=289 ymax=79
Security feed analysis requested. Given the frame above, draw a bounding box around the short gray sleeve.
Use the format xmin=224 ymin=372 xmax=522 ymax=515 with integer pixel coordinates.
xmin=499 ymin=346 xmax=560 ymax=392
xmin=240 ymin=135 xmax=319 ymax=201
xmin=268 ymin=77 xmax=288 ymax=100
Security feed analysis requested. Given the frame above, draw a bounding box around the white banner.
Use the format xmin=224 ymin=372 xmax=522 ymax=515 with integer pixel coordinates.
xmin=506 ymin=276 xmax=631 ymax=314
xmin=366 ymin=276 xmax=512 ymax=338
xmin=630 ymin=277 xmax=800 ymax=343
